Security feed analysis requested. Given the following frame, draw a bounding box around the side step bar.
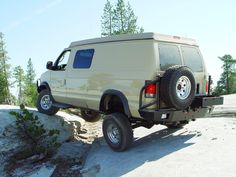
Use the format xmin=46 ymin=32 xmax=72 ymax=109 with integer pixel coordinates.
xmin=52 ymin=102 xmax=73 ymax=109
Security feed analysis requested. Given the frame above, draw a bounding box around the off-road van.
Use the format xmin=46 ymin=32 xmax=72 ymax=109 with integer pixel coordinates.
xmin=37 ymin=32 xmax=223 ymax=151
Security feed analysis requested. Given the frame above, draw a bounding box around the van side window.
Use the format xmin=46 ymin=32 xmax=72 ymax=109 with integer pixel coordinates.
xmin=73 ymin=49 xmax=95 ymax=69
xmin=159 ymin=43 xmax=182 ymax=70
xmin=181 ymin=46 xmax=203 ymax=72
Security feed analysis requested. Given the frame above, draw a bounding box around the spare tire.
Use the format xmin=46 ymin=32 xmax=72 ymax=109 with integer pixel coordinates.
xmin=160 ymin=65 xmax=195 ymax=110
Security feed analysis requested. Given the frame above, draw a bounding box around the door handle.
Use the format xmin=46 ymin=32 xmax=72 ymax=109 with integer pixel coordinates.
xmin=64 ymin=79 xmax=66 ymax=85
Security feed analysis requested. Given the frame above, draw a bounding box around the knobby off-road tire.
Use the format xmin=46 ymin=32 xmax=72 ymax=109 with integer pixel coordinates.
xmin=102 ymin=113 xmax=133 ymax=152
xmin=37 ymin=90 xmax=59 ymax=115
xmin=160 ymin=65 xmax=196 ymax=110
xmin=80 ymin=109 xmax=100 ymax=122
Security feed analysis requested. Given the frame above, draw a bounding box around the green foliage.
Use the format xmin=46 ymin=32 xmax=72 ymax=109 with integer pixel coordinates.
xmin=25 ymin=58 xmax=36 ymax=84
xmin=101 ymin=0 xmax=144 ymax=37
xmin=0 ymin=74 xmax=7 ymax=103
xmin=9 ymin=104 xmax=61 ymax=157
xmin=0 ymin=32 xmax=11 ymax=104
xmin=0 ymin=33 xmax=37 ymax=106
xmin=12 ymin=58 xmax=38 ymax=107
xmin=24 ymin=58 xmax=38 ymax=107
xmin=24 ymin=84 xmax=38 ymax=107
xmin=213 ymin=55 xmax=236 ymax=96
xmin=101 ymin=0 xmax=114 ymax=36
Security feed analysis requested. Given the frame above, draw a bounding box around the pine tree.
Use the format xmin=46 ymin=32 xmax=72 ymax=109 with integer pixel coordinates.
xmin=13 ymin=66 xmax=25 ymax=104
xmin=25 ymin=58 xmax=36 ymax=85
xmin=24 ymin=58 xmax=37 ymax=107
xmin=101 ymin=0 xmax=143 ymax=36
xmin=101 ymin=0 xmax=114 ymax=36
xmin=113 ymin=0 xmax=126 ymax=34
xmin=214 ymin=55 xmax=236 ymax=95
xmin=0 ymin=32 xmax=11 ymax=104
xmin=125 ymin=2 xmax=144 ymax=34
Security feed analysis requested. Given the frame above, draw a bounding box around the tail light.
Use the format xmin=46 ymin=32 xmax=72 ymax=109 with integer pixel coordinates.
xmin=206 ymin=81 xmax=209 ymax=95
xmin=145 ymin=82 xmax=156 ymax=98
xmin=207 ymin=75 xmax=212 ymax=95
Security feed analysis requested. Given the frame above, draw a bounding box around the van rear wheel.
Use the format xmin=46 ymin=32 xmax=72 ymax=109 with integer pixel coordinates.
xmin=102 ymin=113 xmax=133 ymax=151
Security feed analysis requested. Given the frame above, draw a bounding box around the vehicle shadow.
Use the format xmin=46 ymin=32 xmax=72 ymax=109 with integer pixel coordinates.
xmin=84 ymin=126 xmax=197 ymax=177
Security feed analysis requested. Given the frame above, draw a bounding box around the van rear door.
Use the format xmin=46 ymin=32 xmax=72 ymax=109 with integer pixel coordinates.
xmin=181 ymin=45 xmax=207 ymax=95
xmin=158 ymin=42 xmax=208 ymax=96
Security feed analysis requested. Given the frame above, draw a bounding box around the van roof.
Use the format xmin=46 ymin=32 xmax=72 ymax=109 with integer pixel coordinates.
xmin=69 ymin=32 xmax=198 ymax=47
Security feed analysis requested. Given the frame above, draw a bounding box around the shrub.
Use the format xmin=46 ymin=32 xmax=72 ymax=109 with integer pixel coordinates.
xmin=9 ymin=104 xmax=61 ymax=158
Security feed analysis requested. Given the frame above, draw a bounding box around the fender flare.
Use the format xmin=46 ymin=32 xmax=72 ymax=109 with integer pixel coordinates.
xmin=37 ymin=81 xmax=51 ymax=93
xmin=99 ymin=89 xmax=131 ymax=118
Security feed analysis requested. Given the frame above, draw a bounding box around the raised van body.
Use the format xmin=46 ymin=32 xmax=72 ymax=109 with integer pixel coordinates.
xmin=37 ymin=33 xmax=223 ymax=151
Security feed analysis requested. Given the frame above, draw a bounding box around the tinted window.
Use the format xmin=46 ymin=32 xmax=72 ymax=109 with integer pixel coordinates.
xmin=73 ymin=49 xmax=94 ymax=68
xmin=159 ymin=43 xmax=182 ymax=70
xmin=181 ymin=46 xmax=203 ymax=72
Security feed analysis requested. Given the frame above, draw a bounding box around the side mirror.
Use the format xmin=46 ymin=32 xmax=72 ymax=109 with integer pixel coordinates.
xmin=46 ymin=61 xmax=53 ymax=70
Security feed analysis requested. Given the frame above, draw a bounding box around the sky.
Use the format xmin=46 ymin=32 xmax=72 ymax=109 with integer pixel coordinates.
xmin=1 ymin=0 xmax=236 ymax=88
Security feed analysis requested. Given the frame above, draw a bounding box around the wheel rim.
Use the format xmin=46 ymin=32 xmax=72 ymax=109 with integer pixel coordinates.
xmin=176 ymin=76 xmax=191 ymax=100
xmin=107 ymin=123 xmax=120 ymax=144
xmin=40 ymin=95 xmax=52 ymax=110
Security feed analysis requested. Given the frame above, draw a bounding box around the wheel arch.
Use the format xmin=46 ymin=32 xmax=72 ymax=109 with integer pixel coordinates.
xmin=37 ymin=81 xmax=51 ymax=93
xmin=99 ymin=89 xmax=132 ymax=118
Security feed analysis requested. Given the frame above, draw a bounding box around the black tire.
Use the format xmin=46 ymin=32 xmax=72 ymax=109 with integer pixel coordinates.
xmin=80 ymin=109 xmax=100 ymax=122
xmin=160 ymin=65 xmax=195 ymax=110
xmin=165 ymin=120 xmax=189 ymax=129
xmin=37 ymin=90 xmax=59 ymax=115
xmin=102 ymin=113 xmax=133 ymax=152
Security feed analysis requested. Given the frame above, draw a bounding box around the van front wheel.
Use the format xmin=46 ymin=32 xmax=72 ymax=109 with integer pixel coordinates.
xmin=37 ymin=90 xmax=59 ymax=115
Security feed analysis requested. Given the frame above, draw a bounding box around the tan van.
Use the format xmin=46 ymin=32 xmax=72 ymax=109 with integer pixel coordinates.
xmin=37 ymin=33 xmax=223 ymax=151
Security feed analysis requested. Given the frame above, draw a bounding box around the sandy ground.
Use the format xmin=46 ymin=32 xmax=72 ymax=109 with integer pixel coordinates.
xmin=0 ymin=94 xmax=236 ymax=177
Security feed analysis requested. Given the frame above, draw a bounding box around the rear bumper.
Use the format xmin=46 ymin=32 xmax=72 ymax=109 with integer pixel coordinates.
xmin=139 ymin=96 xmax=224 ymax=122
xmin=191 ymin=96 xmax=224 ymax=108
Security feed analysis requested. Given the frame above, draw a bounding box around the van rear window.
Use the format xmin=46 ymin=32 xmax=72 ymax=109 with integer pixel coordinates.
xmin=181 ymin=46 xmax=203 ymax=72
xmin=159 ymin=43 xmax=182 ymax=70
xmin=73 ymin=49 xmax=94 ymax=69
